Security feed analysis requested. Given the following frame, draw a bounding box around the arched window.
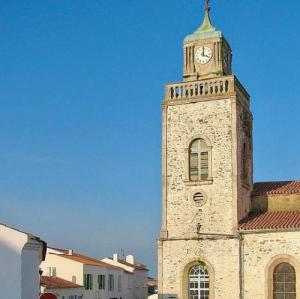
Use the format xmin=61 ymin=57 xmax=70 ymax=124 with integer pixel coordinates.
xmin=189 ymin=264 xmax=210 ymax=299
xmin=273 ymin=263 xmax=296 ymax=299
xmin=189 ymin=139 xmax=210 ymax=181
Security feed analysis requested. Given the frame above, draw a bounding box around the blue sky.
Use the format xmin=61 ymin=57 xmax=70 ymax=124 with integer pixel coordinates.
xmin=0 ymin=0 xmax=300 ymax=276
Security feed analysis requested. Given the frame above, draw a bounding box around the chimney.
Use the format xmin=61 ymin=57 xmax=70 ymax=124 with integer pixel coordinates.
xmin=68 ymin=249 xmax=73 ymax=255
xmin=113 ymin=253 xmax=118 ymax=261
xmin=126 ymin=254 xmax=134 ymax=265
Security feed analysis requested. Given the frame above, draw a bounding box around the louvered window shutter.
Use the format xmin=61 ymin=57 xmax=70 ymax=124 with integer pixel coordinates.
xmin=189 ymin=138 xmax=210 ymax=181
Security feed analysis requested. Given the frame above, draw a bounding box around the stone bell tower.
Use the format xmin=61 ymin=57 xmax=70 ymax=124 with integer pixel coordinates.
xmin=158 ymin=1 xmax=253 ymax=298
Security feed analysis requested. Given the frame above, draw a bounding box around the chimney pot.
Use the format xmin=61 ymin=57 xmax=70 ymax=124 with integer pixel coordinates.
xmin=113 ymin=253 xmax=118 ymax=261
xmin=126 ymin=254 xmax=134 ymax=265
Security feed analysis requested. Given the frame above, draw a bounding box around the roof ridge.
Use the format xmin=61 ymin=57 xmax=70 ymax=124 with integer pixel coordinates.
xmin=254 ymin=180 xmax=300 ymax=183
xmin=54 ymin=253 xmax=124 ymax=270
xmin=253 ymin=180 xmax=300 ymax=196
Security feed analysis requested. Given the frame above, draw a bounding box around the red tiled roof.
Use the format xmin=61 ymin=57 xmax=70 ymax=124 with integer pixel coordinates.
xmin=58 ymin=253 xmax=122 ymax=269
xmin=108 ymin=258 xmax=148 ymax=271
xmin=118 ymin=259 xmax=148 ymax=271
xmin=253 ymin=181 xmax=300 ymax=196
xmin=49 ymin=247 xmax=123 ymax=270
xmin=239 ymin=211 xmax=300 ymax=231
xmin=41 ymin=276 xmax=83 ymax=289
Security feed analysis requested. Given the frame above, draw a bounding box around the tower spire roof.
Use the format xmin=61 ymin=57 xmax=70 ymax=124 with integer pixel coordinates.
xmin=184 ymin=0 xmax=222 ymax=43
xmin=199 ymin=0 xmax=215 ymax=32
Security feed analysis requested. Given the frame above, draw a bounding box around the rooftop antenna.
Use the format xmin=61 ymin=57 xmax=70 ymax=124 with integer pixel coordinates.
xmin=121 ymin=248 xmax=125 ymax=259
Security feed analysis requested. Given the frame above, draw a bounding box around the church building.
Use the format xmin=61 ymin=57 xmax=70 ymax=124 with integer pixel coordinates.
xmin=158 ymin=2 xmax=300 ymax=299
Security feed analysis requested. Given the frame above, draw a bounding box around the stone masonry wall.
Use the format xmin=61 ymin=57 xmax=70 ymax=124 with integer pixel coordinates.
xmin=243 ymin=231 xmax=300 ymax=299
xmin=160 ymin=238 xmax=240 ymax=299
xmin=166 ymin=98 xmax=235 ymax=236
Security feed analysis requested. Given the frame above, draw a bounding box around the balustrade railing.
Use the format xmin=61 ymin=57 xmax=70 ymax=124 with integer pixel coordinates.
xmin=165 ymin=76 xmax=237 ymax=101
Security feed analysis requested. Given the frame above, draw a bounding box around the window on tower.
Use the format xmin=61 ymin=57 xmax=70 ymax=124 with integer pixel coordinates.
xmin=189 ymin=138 xmax=210 ymax=181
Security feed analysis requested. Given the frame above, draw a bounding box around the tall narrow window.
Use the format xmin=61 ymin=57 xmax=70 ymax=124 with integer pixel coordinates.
xmin=189 ymin=264 xmax=210 ymax=299
xmin=98 ymin=274 xmax=105 ymax=290
xmin=108 ymin=274 xmax=114 ymax=291
xmin=189 ymin=139 xmax=210 ymax=181
xmin=84 ymin=274 xmax=93 ymax=290
xmin=273 ymin=263 xmax=296 ymax=299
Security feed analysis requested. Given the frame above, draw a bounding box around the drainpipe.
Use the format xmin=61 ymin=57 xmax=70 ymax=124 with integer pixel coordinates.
xmin=239 ymin=233 xmax=244 ymax=299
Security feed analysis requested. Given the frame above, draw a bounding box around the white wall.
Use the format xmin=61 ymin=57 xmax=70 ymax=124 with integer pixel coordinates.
xmin=101 ymin=257 xmax=148 ymax=299
xmin=41 ymin=249 xmax=84 ymax=284
xmin=0 ymin=225 xmax=43 ymax=299
xmin=133 ymin=269 xmax=148 ymax=299
xmin=22 ymin=244 xmax=42 ymax=299
xmin=83 ymin=265 xmax=125 ymax=299
xmin=0 ymin=232 xmax=24 ymax=299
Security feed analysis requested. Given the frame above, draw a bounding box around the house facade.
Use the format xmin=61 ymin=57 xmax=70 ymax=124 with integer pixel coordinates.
xmin=102 ymin=253 xmax=149 ymax=299
xmin=0 ymin=223 xmax=46 ymax=299
xmin=158 ymin=2 xmax=300 ymax=299
xmin=41 ymin=247 xmax=147 ymax=299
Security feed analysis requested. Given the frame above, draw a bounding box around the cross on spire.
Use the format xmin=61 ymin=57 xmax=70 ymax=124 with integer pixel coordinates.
xmin=197 ymin=0 xmax=214 ymax=32
xmin=204 ymin=0 xmax=211 ymax=13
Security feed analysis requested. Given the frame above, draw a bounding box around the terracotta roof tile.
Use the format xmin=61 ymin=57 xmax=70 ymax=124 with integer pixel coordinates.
xmin=118 ymin=260 xmax=148 ymax=271
xmin=57 ymin=253 xmax=122 ymax=269
xmin=108 ymin=258 xmax=148 ymax=271
xmin=253 ymin=181 xmax=300 ymax=196
xmin=41 ymin=276 xmax=83 ymax=289
xmin=49 ymin=247 xmax=123 ymax=270
xmin=239 ymin=210 xmax=300 ymax=231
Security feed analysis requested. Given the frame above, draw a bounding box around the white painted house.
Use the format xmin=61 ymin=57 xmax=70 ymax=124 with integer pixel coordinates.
xmin=0 ymin=223 xmax=46 ymax=299
xmin=102 ymin=254 xmax=149 ymax=299
xmin=41 ymin=247 xmax=145 ymax=299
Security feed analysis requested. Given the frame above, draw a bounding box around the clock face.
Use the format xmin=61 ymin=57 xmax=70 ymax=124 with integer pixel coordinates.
xmin=195 ymin=46 xmax=213 ymax=64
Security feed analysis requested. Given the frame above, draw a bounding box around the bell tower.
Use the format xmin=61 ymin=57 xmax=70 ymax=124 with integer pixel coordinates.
xmin=158 ymin=2 xmax=253 ymax=298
